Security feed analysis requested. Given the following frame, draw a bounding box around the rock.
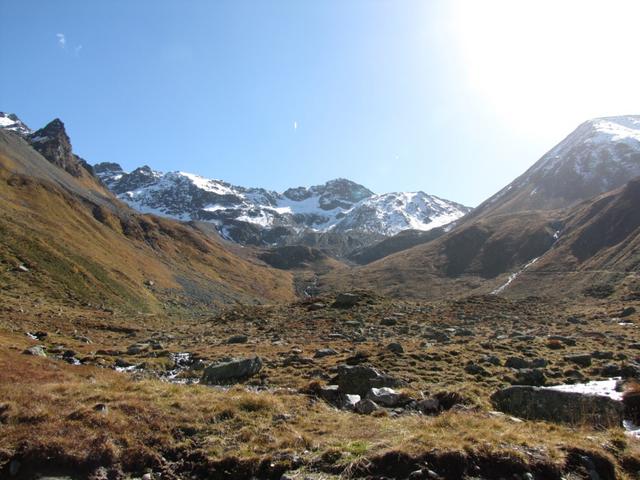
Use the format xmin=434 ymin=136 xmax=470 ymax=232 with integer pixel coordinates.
xmin=332 ymin=292 xmax=361 ymax=308
xmin=620 ymin=306 xmax=636 ymax=317
xmin=226 ymin=334 xmax=248 ymax=344
xmin=386 ymin=342 xmax=404 ymax=354
xmin=549 ymin=335 xmax=577 ymax=346
xmin=314 ymin=348 xmax=338 ymax=359
xmin=126 ymin=344 xmax=148 ymax=355
xmin=318 ymin=385 xmax=341 ymax=404
xmin=355 ymin=399 xmax=379 ymax=414
xmin=336 ymin=365 xmax=402 ymax=396
xmin=23 ymin=345 xmax=46 ymax=357
xmin=416 ymin=398 xmax=440 ymax=414
xmin=592 ymin=351 xmax=614 ymax=360
xmin=423 ymin=331 xmax=451 ymax=343
xmin=307 ymin=302 xmax=326 ymax=311
xmin=465 ymin=363 xmax=489 ymax=376
xmin=565 ymin=354 xmax=592 ymax=367
xmin=201 ymin=356 xmax=262 ymax=384
xmin=381 ymin=317 xmax=397 ymax=326
xmin=491 ymin=385 xmax=624 ymax=427
xmin=505 ymin=356 xmax=529 ymax=369
xmin=481 ymin=355 xmax=501 ymax=366
xmin=16 ymin=264 xmax=29 ymax=272
xmin=366 ymin=387 xmax=406 ymax=407
xmin=115 ymin=358 xmax=134 ymax=368
xmin=342 ymin=394 xmax=361 ymax=410
xmin=512 ymin=368 xmax=546 ymax=386
xmin=142 ymin=474 xmax=153 ymax=480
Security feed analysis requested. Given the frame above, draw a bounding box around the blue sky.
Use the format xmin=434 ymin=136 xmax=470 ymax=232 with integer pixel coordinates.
xmin=2 ymin=0 xmax=639 ymax=206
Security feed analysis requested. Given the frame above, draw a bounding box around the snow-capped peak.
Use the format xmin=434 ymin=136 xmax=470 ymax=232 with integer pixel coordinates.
xmin=95 ymin=164 xmax=470 ymax=245
xmin=0 ymin=112 xmax=33 ymax=137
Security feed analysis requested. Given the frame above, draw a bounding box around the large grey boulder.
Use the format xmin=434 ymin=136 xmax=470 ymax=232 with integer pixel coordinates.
xmin=490 ymin=385 xmax=624 ymax=427
xmin=201 ymin=356 xmax=263 ymax=385
xmin=336 ymin=364 xmax=402 ymax=396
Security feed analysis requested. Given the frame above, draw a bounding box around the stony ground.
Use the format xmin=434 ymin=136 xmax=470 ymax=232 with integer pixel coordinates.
xmin=1 ymin=291 xmax=640 ymax=479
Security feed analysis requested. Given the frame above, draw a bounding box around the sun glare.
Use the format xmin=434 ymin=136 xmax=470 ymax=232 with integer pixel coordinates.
xmin=450 ymin=0 xmax=640 ymax=136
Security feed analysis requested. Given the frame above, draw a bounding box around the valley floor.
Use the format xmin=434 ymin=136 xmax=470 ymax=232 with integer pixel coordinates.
xmin=1 ymin=293 xmax=640 ymax=479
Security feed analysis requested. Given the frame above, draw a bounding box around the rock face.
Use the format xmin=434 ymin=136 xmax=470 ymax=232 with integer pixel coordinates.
xmin=28 ymin=119 xmax=93 ymax=178
xmin=200 ymin=357 xmax=263 ymax=384
xmin=335 ymin=365 xmax=402 ymax=397
xmin=490 ymin=386 xmax=624 ymax=427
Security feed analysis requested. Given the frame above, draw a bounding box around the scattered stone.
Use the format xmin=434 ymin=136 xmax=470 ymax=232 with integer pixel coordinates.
xmin=226 ymin=334 xmax=249 ymax=344
xmin=366 ymin=387 xmax=406 ymax=407
xmin=465 ymin=363 xmax=489 ymax=376
xmin=491 ymin=385 xmax=623 ymax=427
xmin=416 ymin=397 xmax=440 ymax=414
xmin=381 ymin=317 xmax=397 ymax=326
xmin=355 ymin=399 xmax=378 ymax=414
xmin=23 ymin=345 xmax=46 ymax=357
xmin=565 ymin=354 xmax=592 ymax=367
xmin=386 ymin=342 xmax=404 ymax=354
xmin=318 ymin=385 xmax=341 ymax=404
xmin=336 ymin=364 xmax=402 ymax=397
xmin=307 ymin=302 xmax=326 ymax=311
xmin=620 ymin=306 xmax=636 ymax=317
xmin=548 ymin=335 xmax=576 ymax=346
xmin=332 ymin=292 xmax=361 ymax=308
xmin=480 ymin=355 xmax=501 ymax=366
xmin=314 ymin=348 xmax=338 ymax=359
xmin=201 ymin=356 xmax=263 ymax=384
xmin=512 ymin=368 xmax=546 ymax=386
xmin=505 ymin=356 xmax=530 ymax=369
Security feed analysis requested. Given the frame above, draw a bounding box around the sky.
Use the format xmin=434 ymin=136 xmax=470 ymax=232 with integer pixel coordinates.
xmin=1 ymin=0 xmax=639 ymax=207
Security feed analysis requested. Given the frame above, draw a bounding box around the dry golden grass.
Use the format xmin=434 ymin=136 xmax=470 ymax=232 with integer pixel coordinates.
xmin=1 ymin=338 xmax=639 ymax=478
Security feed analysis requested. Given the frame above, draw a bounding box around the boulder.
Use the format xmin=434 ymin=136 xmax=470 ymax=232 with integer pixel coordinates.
xmin=511 ymin=368 xmax=547 ymax=386
xmin=336 ymin=364 xmax=402 ymax=397
xmin=386 ymin=342 xmax=404 ymax=354
xmin=332 ymin=292 xmax=361 ymax=308
xmin=366 ymin=387 xmax=406 ymax=407
xmin=565 ymin=354 xmax=592 ymax=367
xmin=225 ymin=334 xmax=249 ymax=344
xmin=314 ymin=348 xmax=338 ymax=359
xmin=416 ymin=398 xmax=440 ymax=414
xmin=201 ymin=356 xmax=262 ymax=384
xmin=23 ymin=345 xmax=46 ymax=357
xmin=490 ymin=386 xmax=624 ymax=427
xmin=355 ymin=399 xmax=379 ymax=414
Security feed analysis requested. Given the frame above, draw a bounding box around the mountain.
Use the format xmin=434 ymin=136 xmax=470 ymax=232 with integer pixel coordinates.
xmin=320 ymin=115 xmax=640 ymax=299
xmin=0 ymin=127 xmax=294 ymax=312
xmin=94 ymin=162 xmax=470 ymax=250
xmin=473 ymin=115 xmax=640 ymax=218
xmin=0 ymin=112 xmax=32 ymax=136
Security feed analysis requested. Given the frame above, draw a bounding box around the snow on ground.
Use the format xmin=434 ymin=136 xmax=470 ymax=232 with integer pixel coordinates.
xmin=545 ymin=378 xmax=624 ymax=401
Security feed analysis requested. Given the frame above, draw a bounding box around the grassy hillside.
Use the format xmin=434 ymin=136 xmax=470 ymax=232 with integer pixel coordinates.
xmin=0 ymin=132 xmax=294 ymax=313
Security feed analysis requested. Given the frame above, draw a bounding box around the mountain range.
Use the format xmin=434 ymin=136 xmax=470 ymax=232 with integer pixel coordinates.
xmin=1 ymin=111 xmax=639 ymax=305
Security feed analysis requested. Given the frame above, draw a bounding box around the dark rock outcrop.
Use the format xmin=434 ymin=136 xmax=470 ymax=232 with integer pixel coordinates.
xmin=491 ymin=385 xmax=623 ymax=427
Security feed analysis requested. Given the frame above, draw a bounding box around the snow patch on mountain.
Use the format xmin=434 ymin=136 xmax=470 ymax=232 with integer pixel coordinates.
xmin=0 ymin=112 xmax=33 ymax=137
xmin=94 ymin=162 xmax=470 ymax=243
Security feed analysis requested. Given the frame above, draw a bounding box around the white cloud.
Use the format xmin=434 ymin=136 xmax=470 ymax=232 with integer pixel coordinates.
xmin=74 ymin=45 xmax=82 ymax=56
xmin=56 ymin=33 xmax=66 ymax=48
xmin=293 ymin=120 xmax=298 ymax=130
